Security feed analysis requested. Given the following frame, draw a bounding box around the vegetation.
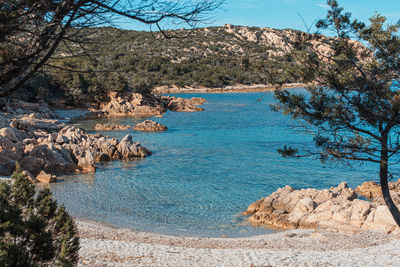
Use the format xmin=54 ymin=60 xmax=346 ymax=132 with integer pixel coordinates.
xmin=0 ymin=0 xmax=223 ymax=98
xmin=274 ymin=0 xmax=400 ymax=225
xmin=33 ymin=25 xmax=309 ymax=105
xmin=0 ymin=164 xmax=79 ymax=266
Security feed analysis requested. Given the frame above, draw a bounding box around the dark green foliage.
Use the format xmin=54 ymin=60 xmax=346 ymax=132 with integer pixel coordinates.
xmin=273 ymin=0 xmax=400 ymax=225
xmin=0 ymin=164 xmax=79 ymax=266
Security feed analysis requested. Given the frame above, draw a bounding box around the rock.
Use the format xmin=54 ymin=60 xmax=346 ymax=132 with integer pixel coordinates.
xmin=18 ymin=116 xmax=64 ymax=132
xmin=94 ymin=123 xmax=132 ymax=131
xmin=96 ymin=153 xmax=111 ymax=162
xmin=76 ymin=150 xmax=96 ymax=173
xmin=162 ymin=96 xmax=205 ymax=112
xmin=0 ymin=136 xmax=17 ymax=151
xmin=0 ymin=152 xmax=16 ymax=176
xmin=189 ymin=97 xmax=207 ymax=106
xmin=56 ymin=134 xmax=69 ymax=144
xmin=117 ymin=134 xmax=152 ymax=159
xmin=20 ymin=144 xmax=78 ymax=176
xmin=246 ymin=182 xmax=400 ymax=234
xmin=100 ymin=92 xmax=167 ymax=117
xmin=355 ymin=180 xmax=400 ymax=199
xmin=36 ymin=170 xmax=56 ymax=183
xmin=134 ymin=120 xmax=167 ymax=132
xmin=0 ymin=127 xmax=19 ymax=142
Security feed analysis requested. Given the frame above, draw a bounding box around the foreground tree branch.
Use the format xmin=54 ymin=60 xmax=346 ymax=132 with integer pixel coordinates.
xmin=0 ymin=0 xmax=223 ymax=97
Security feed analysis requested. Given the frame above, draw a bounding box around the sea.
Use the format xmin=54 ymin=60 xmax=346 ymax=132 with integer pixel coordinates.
xmin=50 ymin=91 xmax=380 ymax=237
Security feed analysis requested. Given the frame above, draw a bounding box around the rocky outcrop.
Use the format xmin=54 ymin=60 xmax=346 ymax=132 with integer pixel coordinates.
xmin=94 ymin=123 xmax=132 ymax=131
xmin=98 ymin=92 xmax=205 ymax=117
xmin=0 ymin=122 xmax=151 ymax=179
xmin=59 ymin=126 xmax=151 ymax=166
xmin=162 ymin=96 xmax=205 ymax=112
xmin=246 ymin=182 xmax=400 ymax=234
xmin=99 ymin=91 xmax=167 ymax=117
xmin=134 ymin=120 xmax=167 ymax=132
xmin=356 ymin=179 xmax=400 ymax=199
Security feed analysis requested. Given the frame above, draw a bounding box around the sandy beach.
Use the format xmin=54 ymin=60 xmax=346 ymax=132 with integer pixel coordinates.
xmin=77 ymin=219 xmax=400 ymax=266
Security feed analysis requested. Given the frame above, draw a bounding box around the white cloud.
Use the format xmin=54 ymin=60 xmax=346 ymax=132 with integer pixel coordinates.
xmin=316 ymin=3 xmax=330 ymax=10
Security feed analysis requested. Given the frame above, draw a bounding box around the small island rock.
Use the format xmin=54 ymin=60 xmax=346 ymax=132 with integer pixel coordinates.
xmin=134 ymin=120 xmax=167 ymax=132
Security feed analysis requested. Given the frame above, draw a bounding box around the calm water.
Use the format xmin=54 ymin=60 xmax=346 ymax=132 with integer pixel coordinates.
xmin=50 ymin=92 xmax=380 ymax=237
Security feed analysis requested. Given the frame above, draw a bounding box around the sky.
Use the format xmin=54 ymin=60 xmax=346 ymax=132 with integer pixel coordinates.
xmin=120 ymin=0 xmax=400 ymax=32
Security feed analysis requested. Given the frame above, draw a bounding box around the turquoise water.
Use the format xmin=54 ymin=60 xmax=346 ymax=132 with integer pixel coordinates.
xmin=50 ymin=92 xmax=380 ymax=237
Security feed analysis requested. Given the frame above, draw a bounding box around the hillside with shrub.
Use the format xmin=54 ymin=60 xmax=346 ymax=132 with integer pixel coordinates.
xmin=23 ymin=25 xmax=351 ymax=106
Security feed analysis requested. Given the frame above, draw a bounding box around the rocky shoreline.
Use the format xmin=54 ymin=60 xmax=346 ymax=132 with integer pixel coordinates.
xmin=246 ymin=181 xmax=400 ymax=234
xmin=0 ymin=92 xmax=205 ymax=182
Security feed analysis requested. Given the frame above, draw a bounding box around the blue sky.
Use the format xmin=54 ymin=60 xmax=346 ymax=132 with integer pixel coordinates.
xmin=121 ymin=0 xmax=400 ymax=32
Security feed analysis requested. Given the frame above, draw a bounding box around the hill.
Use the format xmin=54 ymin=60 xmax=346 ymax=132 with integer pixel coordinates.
xmin=25 ymin=25 xmax=358 ymax=106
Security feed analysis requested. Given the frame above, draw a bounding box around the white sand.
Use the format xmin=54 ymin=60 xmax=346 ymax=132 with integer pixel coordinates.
xmin=77 ymin=219 xmax=400 ymax=266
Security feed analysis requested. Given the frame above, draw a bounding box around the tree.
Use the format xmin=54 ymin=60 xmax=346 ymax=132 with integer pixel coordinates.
xmin=273 ymin=0 xmax=400 ymax=226
xmin=0 ymin=0 xmax=223 ymax=98
xmin=0 ymin=164 xmax=79 ymax=266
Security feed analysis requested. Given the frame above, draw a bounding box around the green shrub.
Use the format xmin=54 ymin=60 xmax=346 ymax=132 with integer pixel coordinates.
xmin=0 ymin=164 xmax=79 ymax=266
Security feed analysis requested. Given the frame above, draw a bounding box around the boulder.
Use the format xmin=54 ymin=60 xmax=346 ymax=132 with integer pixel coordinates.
xmin=117 ymin=134 xmax=151 ymax=159
xmin=0 ymin=152 xmax=16 ymax=176
xmin=0 ymin=127 xmax=19 ymax=142
xmin=134 ymin=120 xmax=167 ymax=132
xmin=56 ymin=134 xmax=69 ymax=144
xmin=76 ymin=150 xmax=96 ymax=173
xmin=0 ymin=136 xmax=17 ymax=151
xmin=20 ymin=144 xmax=78 ymax=176
xmin=36 ymin=170 xmax=56 ymax=183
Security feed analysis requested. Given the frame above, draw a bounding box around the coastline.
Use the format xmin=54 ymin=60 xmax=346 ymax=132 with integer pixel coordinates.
xmin=152 ymin=83 xmax=307 ymax=94
xmin=77 ymin=218 xmax=400 ymax=266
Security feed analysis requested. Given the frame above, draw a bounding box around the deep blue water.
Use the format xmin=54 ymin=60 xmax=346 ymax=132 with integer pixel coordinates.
xmin=50 ymin=92 xmax=380 ymax=237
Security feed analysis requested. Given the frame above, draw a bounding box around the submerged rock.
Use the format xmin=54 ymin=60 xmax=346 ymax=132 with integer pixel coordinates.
xmin=94 ymin=123 xmax=132 ymax=131
xmin=134 ymin=120 xmax=167 ymax=132
xmin=246 ymin=182 xmax=400 ymax=234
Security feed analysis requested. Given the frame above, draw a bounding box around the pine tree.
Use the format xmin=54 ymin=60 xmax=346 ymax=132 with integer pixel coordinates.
xmin=0 ymin=163 xmax=79 ymax=266
xmin=274 ymin=0 xmax=400 ymax=225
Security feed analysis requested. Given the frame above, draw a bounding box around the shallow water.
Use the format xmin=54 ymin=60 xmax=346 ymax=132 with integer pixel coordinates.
xmin=50 ymin=92 xmax=381 ymax=237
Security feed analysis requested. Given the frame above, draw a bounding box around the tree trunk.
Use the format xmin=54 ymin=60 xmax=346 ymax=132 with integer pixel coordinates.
xmin=380 ymin=142 xmax=400 ymax=226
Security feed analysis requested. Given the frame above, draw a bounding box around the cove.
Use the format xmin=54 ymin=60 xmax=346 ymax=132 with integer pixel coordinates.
xmin=50 ymin=92 xmax=379 ymax=237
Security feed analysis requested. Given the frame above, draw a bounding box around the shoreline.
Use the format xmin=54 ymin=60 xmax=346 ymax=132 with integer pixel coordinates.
xmin=152 ymin=83 xmax=307 ymax=94
xmin=77 ymin=218 xmax=400 ymax=266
